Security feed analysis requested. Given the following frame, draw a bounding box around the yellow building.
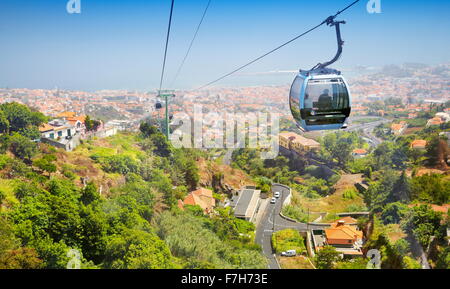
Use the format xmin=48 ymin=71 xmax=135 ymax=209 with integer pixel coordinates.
xmin=279 ymin=132 xmax=320 ymax=154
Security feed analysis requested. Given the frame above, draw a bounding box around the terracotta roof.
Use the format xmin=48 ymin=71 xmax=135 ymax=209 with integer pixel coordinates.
xmin=56 ymin=111 xmax=76 ymax=118
xmin=67 ymin=115 xmax=87 ymax=123
xmin=326 ymin=226 xmax=362 ymax=240
xmin=334 ymin=216 xmax=358 ymax=224
xmin=411 ymin=140 xmax=427 ymax=148
xmin=182 ymin=193 xmax=199 ymax=207
xmin=39 ymin=123 xmax=55 ymax=132
xmin=325 ymin=221 xmax=363 ymax=244
xmin=191 ymin=188 xmax=213 ymax=198
xmin=279 ymin=132 xmax=320 ymax=147
xmin=353 ymin=149 xmax=368 ymax=155
xmin=182 ymin=188 xmax=215 ymax=213
xmin=428 ymin=117 xmax=443 ymax=126
xmin=391 ymin=123 xmax=405 ymax=131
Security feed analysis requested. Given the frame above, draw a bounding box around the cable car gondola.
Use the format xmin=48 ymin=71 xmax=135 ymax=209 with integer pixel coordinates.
xmin=155 ymin=94 xmax=162 ymax=109
xmin=289 ymin=18 xmax=351 ymax=131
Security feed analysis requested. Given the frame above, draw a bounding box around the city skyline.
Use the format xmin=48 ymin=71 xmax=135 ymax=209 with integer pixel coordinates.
xmin=1 ymin=0 xmax=450 ymax=90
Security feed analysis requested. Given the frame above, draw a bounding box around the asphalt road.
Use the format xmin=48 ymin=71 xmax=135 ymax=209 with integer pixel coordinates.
xmin=255 ymin=117 xmax=391 ymax=269
xmin=346 ymin=116 xmax=391 ymax=147
xmin=255 ymin=184 xmax=326 ymax=269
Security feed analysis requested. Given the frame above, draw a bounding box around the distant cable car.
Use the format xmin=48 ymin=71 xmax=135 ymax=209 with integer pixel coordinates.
xmin=289 ymin=17 xmax=351 ymax=131
xmin=155 ymin=101 xmax=162 ymax=110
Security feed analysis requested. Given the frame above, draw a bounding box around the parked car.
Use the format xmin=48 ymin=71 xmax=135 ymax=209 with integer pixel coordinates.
xmin=274 ymin=191 xmax=281 ymax=198
xmin=270 ymin=197 xmax=276 ymax=204
xmin=281 ymin=250 xmax=297 ymax=257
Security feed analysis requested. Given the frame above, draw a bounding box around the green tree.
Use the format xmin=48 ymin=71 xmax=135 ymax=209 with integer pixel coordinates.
xmin=33 ymin=157 xmax=57 ymax=175
xmin=140 ymin=122 xmax=158 ymax=138
xmin=103 ymin=229 xmax=174 ymax=269
xmin=8 ymin=133 xmax=38 ymax=161
xmin=391 ymin=171 xmax=410 ymax=203
xmin=157 ymin=211 xmax=266 ymax=269
xmin=30 ymin=238 xmax=72 ymax=269
xmin=184 ymin=158 xmax=199 ymax=191
xmin=426 ymin=135 xmax=448 ymax=167
xmin=0 ymin=102 xmax=46 ymax=134
xmin=320 ymin=132 xmax=356 ymax=168
xmin=436 ymin=247 xmax=450 ymax=269
xmin=364 ymin=170 xmax=400 ymax=213
xmin=79 ymin=203 xmax=108 ymax=264
xmin=381 ymin=202 xmax=409 ymax=224
xmin=150 ymin=169 xmax=175 ymax=207
xmin=0 ymin=217 xmax=43 ymax=269
xmin=98 ymin=154 xmax=139 ymax=175
xmin=410 ymin=174 xmax=450 ymax=204
xmin=314 ymin=246 xmax=340 ymax=269
xmin=85 ymin=115 xmax=92 ymax=131
xmin=0 ymin=110 xmax=10 ymax=134
xmin=0 ymin=247 xmax=43 ymax=269
xmin=14 ymin=182 xmax=42 ymax=200
xmin=150 ymin=133 xmax=172 ymax=157
xmin=402 ymin=205 xmax=443 ymax=248
xmin=80 ymin=181 xmax=100 ymax=206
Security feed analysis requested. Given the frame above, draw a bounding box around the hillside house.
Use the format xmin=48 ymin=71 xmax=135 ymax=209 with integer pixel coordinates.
xmin=427 ymin=117 xmax=443 ymax=127
xmin=39 ymin=119 xmax=76 ymax=140
xmin=178 ymin=188 xmax=216 ymax=214
xmin=410 ymin=139 xmax=427 ymax=150
xmin=391 ymin=121 xmax=408 ymax=136
xmin=323 ymin=218 xmax=364 ymax=257
xmin=39 ymin=119 xmax=81 ymax=152
xmin=352 ymin=149 xmax=368 ymax=159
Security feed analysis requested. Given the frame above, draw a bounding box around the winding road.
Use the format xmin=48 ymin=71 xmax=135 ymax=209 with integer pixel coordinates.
xmin=255 ymin=184 xmax=326 ymax=269
xmin=254 ymin=117 xmax=391 ymax=268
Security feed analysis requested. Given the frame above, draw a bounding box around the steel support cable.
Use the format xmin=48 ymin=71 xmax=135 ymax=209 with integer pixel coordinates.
xmin=171 ymin=0 xmax=212 ymax=87
xmin=159 ymin=0 xmax=176 ymax=92
xmin=193 ymin=0 xmax=361 ymax=91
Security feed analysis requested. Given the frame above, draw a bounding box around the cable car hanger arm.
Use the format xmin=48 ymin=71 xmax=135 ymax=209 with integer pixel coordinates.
xmin=312 ymin=17 xmax=346 ymax=70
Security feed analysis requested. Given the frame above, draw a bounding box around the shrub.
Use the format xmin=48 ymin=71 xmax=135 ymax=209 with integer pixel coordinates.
xmin=8 ymin=133 xmax=38 ymax=161
xmin=93 ymin=154 xmax=140 ymax=175
xmin=0 ymin=154 xmax=11 ymax=169
xmin=282 ymin=205 xmax=308 ymax=223
xmin=342 ymin=188 xmax=358 ymax=200
xmin=271 ymin=229 xmax=305 ymax=254
xmin=346 ymin=204 xmax=368 ymax=212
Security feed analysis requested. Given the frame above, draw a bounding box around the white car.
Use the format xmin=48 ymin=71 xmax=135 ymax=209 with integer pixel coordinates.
xmin=274 ymin=191 xmax=281 ymax=198
xmin=270 ymin=197 xmax=276 ymax=204
xmin=281 ymin=250 xmax=297 ymax=257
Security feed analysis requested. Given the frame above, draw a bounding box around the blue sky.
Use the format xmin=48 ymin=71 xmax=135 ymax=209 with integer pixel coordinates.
xmin=0 ymin=0 xmax=449 ymax=90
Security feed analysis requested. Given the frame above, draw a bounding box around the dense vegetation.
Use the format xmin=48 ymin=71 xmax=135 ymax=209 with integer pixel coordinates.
xmin=0 ymin=103 xmax=266 ymax=269
xmin=271 ymin=229 xmax=305 ymax=254
xmin=232 ymin=113 xmax=450 ymax=269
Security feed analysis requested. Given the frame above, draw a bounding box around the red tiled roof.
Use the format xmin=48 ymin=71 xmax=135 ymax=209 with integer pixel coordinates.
xmin=411 ymin=140 xmax=427 ymax=148
xmin=353 ymin=149 xmax=368 ymax=155
xmin=39 ymin=123 xmax=54 ymax=132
